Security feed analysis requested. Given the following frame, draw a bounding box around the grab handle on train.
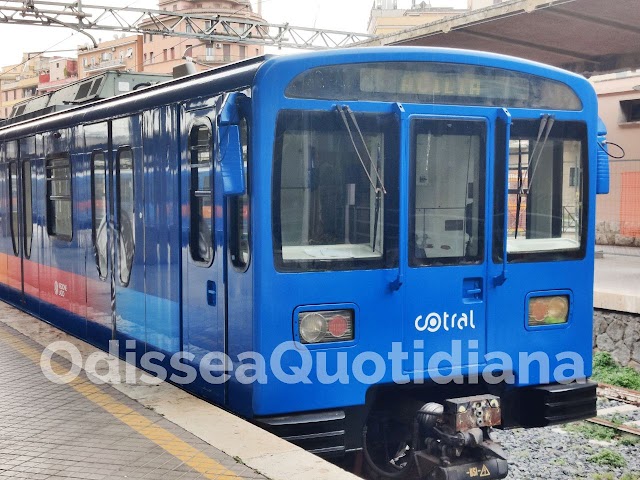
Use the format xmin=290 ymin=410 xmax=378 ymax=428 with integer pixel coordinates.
xmin=494 ymin=108 xmax=511 ymax=287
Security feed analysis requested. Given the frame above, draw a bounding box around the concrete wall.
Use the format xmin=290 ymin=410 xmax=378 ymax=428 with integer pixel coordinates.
xmin=593 ymin=309 xmax=640 ymax=371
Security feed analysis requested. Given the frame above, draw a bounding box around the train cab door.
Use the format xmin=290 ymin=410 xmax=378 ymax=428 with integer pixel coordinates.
xmin=402 ymin=112 xmax=493 ymax=378
xmin=181 ymin=105 xmax=226 ymax=404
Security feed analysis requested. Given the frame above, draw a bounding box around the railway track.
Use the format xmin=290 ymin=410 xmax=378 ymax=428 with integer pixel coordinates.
xmin=588 ymin=382 xmax=640 ymax=438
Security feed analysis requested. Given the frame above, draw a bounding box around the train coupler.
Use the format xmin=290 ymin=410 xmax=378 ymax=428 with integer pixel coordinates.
xmin=413 ymin=394 xmax=508 ymax=480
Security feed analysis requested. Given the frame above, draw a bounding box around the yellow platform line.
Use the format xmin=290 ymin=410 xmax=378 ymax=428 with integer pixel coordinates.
xmin=0 ymin=326 xmax=241 ymax=480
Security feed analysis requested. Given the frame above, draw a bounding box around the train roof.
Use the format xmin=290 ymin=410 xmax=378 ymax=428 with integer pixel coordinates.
xmin=0 ymin=47 xmax=593 ymax=141
xmin=0 ymin=54 xmax=269 ymax=140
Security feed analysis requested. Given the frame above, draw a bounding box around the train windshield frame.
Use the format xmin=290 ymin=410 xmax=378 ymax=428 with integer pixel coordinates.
xmin=272 ymin=109 xmax=399 ymax=272
xmin=494 ymin=119 xmax=588 ymax=263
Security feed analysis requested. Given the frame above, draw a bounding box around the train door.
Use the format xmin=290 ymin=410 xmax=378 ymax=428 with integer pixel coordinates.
xmin=19 ymin=136 xmax=37 ymax=305
xmin=84 ymin=122 xmax=113 ymax=345
xmin=111 ymin=116 xmax=146 ymax=351
xmin=142 ymin=107 xmax=181 ymax=355
xmin=181 ymin=103 xmax=226 ymax=403
xmin=402 ymin=112 xmax=493 ymax=377
xmin=6 ymin=140 xmax=23 ymax=299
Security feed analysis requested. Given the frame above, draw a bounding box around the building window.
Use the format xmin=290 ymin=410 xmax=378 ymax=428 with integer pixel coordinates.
xmin=163 ymin=49 xmax=168 ymax=61
xmin=189 ymin=122 xmax=214 ymax=265
xmin=205 ymin=20 xmax=212 ymax=30
xmin=46 ymin=155 xmax=73 ymax=241
xmin=91 ymin=151 xmax=107 ymax=279
xmin=222 ymin=44 xmax=231 ymax=61
xmin=149 ymin=52 xmax=154 ymax=64
xmin=186 ymin=23 xmax=193 ymax=33
xmin=239 ymin=46 xmax=246 ymax=59
xmin=170 ymin=47 xmax=175 ymax=60
xmin=116 ymin=148 xmax=135 ymax=286
xmin=620 ymin=99 xmax=640 ymax=123
xmin=126 ymin=47 xmax=133 ymax=58
xmin=143 ymin=53 xmax=147 ymax=63
xmin=205 ymin=42 xmax=214 ymax=58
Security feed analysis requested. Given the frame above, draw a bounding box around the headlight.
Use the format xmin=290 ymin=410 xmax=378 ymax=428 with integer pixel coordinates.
xmin=298 ymin=310 xmax=354 ymax=344
xmin=528 ymin=295 xmax=569 ymax=326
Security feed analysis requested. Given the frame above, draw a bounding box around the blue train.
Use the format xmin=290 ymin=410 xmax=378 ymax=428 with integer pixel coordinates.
xmin=0 ymin=48 xmax=609 ymax=479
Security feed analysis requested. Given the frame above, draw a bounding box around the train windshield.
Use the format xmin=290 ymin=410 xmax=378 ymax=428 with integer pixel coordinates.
xmin=272 ymin=110 xmax=399 ymax=271
xmin=496 ymin=119 xmax=587 ymax=261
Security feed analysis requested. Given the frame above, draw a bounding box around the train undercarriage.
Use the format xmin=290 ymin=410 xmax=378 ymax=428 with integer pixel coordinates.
xmin=258 ymin=381 xmax=597 ymax=480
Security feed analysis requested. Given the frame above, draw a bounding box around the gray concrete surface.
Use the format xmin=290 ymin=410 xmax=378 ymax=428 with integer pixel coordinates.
xmin=594 ymin=246 xmax=640 ymax=314
xmin=0 ymin=302 xmax=360 ymax=480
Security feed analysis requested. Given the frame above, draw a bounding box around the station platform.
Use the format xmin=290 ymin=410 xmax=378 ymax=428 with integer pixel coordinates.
xmin=594 ymin=245 xmax=640 ymax=314
xmin=0 ymin=302 xmax=358 ymax=480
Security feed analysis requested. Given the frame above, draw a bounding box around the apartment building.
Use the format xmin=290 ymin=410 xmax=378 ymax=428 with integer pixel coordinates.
xmin=141 ymin=0 xmax=264 ymax=74
xmin=0 ymin=54 xmax=50 ymax=120
xmin=77 ymin=35 xmax=142 ymax=79
xmin=592 ymin=72 xmax=640 ymax=246
xmin=368 ymin=0 xmax=467 ymax=36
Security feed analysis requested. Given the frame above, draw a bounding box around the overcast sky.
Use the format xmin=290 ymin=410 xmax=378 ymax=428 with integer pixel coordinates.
xmin=0 ymin=0 xmax=465 ymax=70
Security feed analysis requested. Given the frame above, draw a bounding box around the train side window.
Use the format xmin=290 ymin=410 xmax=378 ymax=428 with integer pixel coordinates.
xmin=46 ymin=155 xmax=73 ymax=241
xmin=91 ymin=151 xmax=108 ymax=279
xmin=229 ymin=116 xmax=250 ymax=270
xmin=188 ymin=122 xmax=214 ymax=266
xmin=116 ymin=147 xmax=135 ymax=286
xmin=22 ymin=160 xmax=33 ymax=258
xmin=9 ymin=161 xmax=19 ymax=256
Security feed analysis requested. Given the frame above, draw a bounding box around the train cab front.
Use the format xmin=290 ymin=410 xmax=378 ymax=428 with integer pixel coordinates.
xmin=250 ymin=50 xmax=600 ymax=480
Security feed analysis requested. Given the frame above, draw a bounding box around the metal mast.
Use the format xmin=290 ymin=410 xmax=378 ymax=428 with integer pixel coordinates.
xmin=0 ymin=0 xmax=375 ymax=49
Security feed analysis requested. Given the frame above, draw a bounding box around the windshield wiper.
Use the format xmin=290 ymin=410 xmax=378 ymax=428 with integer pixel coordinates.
xmin=336 ymin=105 xmax=386 ymax=252
xmin=527 ymin=114 xmax=555 ymax=191
xmin=513 ymin=114 xmax=555 ymax=239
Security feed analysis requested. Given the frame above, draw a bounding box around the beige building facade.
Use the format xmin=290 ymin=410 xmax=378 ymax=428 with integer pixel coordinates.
xmin=592 ymin=72 xmax=640 ymax=246
xmin=368 ymin=3 xmax=467 ymax=36
xmin=0 ymin=54 xmax=50 ymax=120
xmin=141 ymin=0 xmax=264 ymax=74
xmin=77 ymin=35 xmax=142 ymax=79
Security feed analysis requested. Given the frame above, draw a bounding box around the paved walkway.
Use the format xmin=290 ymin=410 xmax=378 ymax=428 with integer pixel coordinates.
xmin=0 ymin=321 xmax=267 ymax=480
xmin=594 ymin=246 xmax=640 ymax=314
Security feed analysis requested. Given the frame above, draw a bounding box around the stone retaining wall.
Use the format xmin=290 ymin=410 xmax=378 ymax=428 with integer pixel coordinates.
xmin=593 ymin=308 xmax=640 ymax=370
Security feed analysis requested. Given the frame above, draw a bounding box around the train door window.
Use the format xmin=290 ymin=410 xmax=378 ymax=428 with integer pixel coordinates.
xmin=116 ymin=147 xmax=135 ymax=286
xmin=9 ymin=161 xmax=19 ymax=256
xmin=46 ymin=155 xmax=72 ymax=241
xmin=229 ymin=116 xmax=250 ymax=270
xmin=189 ymin=121 xmax=214 ymax=266
xmin=91 ymin=151 xmax=108 ymax=279
xmin=22 ymin=160 xmax=33 ymax=258
xmin=410 ymin=119 xmax=486 ymax=266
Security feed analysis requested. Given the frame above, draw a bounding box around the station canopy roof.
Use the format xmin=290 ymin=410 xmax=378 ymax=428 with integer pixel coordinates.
xmin=358 ymin=0 xmax=640 ymax=76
